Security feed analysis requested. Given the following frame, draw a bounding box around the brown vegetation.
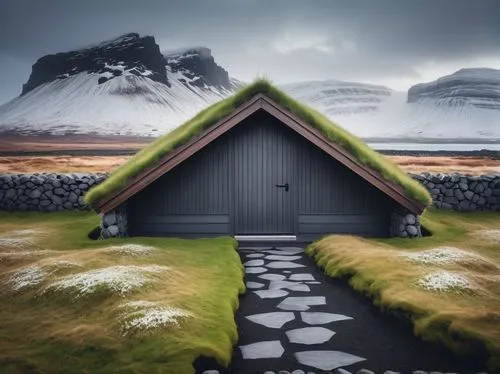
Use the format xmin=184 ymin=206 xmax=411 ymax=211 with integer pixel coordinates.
xmin=387 ymin=155 xmax=500 ymax=175
xmin=0 ymin=156 xmax=130 ymax=173
xmin=307 ymin=209 xmax=500 ymax=371
xmin=0 ymin=133 xmax=150 ymax=152
xmin=0 ymin=155 xmax=498 ymax=175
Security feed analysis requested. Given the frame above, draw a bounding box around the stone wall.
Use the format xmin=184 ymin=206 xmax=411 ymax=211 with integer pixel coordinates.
xmin=0 ymin=173 xmax=107 ymax=211
xmin=389 ymin=208 xmax=422 ymax=238
xmin=410 ymin=173 xmax=500 ymax=211
xmin=101 ymin=204 xmax=128 ymax=238
xmin=1 ymin=172 xmax=500 ymax=239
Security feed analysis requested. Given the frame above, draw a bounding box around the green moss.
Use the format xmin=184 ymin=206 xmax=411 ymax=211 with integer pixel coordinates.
xmin=306 ymin=209 xmax=500 ymax=372
xmin=0 ymin=212 xmax=244 ymax=374
xmin=84 ymin=78 xmax=431 ymax=208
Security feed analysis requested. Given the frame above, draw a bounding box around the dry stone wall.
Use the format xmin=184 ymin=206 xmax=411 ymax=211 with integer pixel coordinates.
xmin=0 ymin=173 xmax=107 ymax=211
xmin=390 ymin=208 xmax=422 ymax=238
xmin=410 ymin=172 xmax=500 ymax=211
xmin=101 ymin=204 xmax=128 ymax=238
xmin=1 ymin=171 xmax=499 ymax=217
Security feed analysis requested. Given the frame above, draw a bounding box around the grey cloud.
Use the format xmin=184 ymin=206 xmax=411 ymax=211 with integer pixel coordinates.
xmin=0 ymin=0 xmax=499 ymax=103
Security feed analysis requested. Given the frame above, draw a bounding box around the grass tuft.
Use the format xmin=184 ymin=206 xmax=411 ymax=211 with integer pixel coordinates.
xmin=0 ymin=212 xmax=245 ymax=373
xmin=306 ymin=209 xmax=500 ymax=372
xmin=84 ymin=78 xmax=431 ymax=208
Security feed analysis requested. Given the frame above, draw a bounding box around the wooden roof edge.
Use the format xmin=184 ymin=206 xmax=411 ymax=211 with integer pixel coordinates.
xmin=93 ymin=91 xmax=426 ymax=215
xmin=258 ymin=96 xmax=426 ymax=215
xmin=93 ymin=94 xmax=265 ymax=213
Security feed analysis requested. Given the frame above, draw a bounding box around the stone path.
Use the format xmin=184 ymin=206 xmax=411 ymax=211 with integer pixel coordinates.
xmin=221 ymin=246 xmax=486 ymax=374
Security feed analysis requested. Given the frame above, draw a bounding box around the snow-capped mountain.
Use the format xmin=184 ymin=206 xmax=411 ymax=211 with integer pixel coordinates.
xmin=0 ymin=31 xmax=499 ymax=141
xmin=281 ymin=80 xmax=392 ymax=116
xmin=408 ymin=68 xmax=500 ymax=110
xmin=281 ymin=69 xmax=500 ymax=140
xmin=0 ymin=33 xmax=241 ymax=136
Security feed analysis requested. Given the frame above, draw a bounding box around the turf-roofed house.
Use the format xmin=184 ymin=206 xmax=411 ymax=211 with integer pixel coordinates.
xmin=85 ymin=80 xmax=431 ymax=241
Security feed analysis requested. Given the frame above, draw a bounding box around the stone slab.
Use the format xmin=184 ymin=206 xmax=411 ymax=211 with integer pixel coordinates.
xmin=265 ymin=255 xmax=302 ymax=261
xmin=254 ymin=289 xmax=289 ymax=299
xmin=244 ymin=259 xmax=265 ymax=267
xmin=286 ymin=327 xmax=335 ymax=344
xmin=246 ymin=312 xmax=295 ymax=328
xmin=277 ymin=296 xmax=326 ymax=311
xmin=245 ymin=267 xmax=268 ymax=274
xmin=246 ymin=281 xmax=265 ymax=289
xmin=240 ymin=340 xmax=284 ymax=359
xmin=266 ymin=261 xmax=305 ymax=269
xmin=289 ymin=273 xmax=315 ymax=281
xmin=294 ymin=350 xmax=366 ymax=370
xmin=301 ymin=312 xmax=354 ymax=325
xmin=258 ymin=274 xmax=286 ymax=281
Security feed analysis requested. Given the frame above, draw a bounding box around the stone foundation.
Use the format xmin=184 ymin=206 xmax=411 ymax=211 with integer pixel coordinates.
xmin=100 ymin=204 xmax=128 ymax=238
xmin=389 ymin=208 xmax=422 ymax=238
xmin=2 ymin=172 xmax=500 ymax=213
xmin=2 ymin=172 xmax=499 ymax=240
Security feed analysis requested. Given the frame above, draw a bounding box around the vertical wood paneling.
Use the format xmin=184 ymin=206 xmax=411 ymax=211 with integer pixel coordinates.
xmin=231 ymin=111 xmax=296 ymax=234
xmin=129 ymin=134 xmax=231 ymax=218
xmin=129 ymin=108 xmax=393 ymax=238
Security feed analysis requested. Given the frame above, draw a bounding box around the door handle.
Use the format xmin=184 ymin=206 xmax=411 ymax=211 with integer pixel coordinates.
xmin=275 ymin=183 xmax=289 ymax=192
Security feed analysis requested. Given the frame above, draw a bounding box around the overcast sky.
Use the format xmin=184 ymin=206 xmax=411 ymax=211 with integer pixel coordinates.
xmin=1 ymin=0 xmax=499 ymax=104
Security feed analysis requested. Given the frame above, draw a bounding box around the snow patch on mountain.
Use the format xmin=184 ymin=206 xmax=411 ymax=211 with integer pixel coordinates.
xmin=0 ymin=72 xmax=234 ymax=136
xmin=281 ymin=79 xmax=392 ymax=116
xmin=408 ymin=68 xmax=500 ymax=110
xmin=0 ymin=34 xmax=240 ymax=136
xmin=0 ymin=31 xmax=499 ymax=141
xmin=281 ymin=72 xmax=500 ymax=140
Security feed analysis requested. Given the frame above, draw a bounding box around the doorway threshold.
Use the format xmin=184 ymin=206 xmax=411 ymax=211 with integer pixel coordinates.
xmin=234 ymin=235 xmax=297 ymax=241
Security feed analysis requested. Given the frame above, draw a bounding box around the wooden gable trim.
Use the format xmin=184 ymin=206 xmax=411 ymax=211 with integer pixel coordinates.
xmin=94 ymin=93 xmax=425 ymax=214
xmin=259 ymin=98 xmax=425 ymax=214
xmin=95 ymin=94 xmax=265 ymax=212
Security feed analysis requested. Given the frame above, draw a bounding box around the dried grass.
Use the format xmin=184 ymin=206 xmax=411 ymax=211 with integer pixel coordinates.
xmin=307 ymin=209 xmax=500 ymax=371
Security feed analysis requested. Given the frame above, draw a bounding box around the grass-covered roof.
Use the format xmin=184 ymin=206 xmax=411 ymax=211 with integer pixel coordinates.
xmin=85 ymin=79 xmax=432 ymax=208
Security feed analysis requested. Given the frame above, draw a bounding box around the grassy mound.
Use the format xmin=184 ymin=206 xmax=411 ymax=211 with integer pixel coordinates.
xmin=306 ymin=209 xmax=500 ymax=372
xmin=85 ymin=78 xmax=431 ymax=208
xmin=0 ymin=212 xmax=244 ymax=374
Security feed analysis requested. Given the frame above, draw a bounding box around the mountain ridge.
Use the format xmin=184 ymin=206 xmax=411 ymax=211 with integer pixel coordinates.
xmin=0 ymin=33 xmax=499 ymax=141
xmin=0 ymin=33 xmax=241 ymax=136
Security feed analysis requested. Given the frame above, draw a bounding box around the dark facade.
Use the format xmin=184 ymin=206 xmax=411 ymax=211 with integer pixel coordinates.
xmin=128 ymin=110 xmax=396 ymax=241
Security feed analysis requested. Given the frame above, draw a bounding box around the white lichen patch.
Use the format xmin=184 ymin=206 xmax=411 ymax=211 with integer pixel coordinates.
xmin=474 ymin=229 xmax=500 ymax=243
xmin=401 ymin=247 xmax=481 ymax=265
xmin=49 ymin=260 xmax=81 ymax=268
xmin=418 ymin=271 xmax=472 ymax=292
xmin=8 ymin=266 xmax=44 ymax=291
xmin=118 ymin=300 xmax=192 ymax=336
xmin=106 ymin=244 xmax=155 ymax=257
xmin=0 ymin=237 xmax=34 ymax=250
xmin=44 ymin=265 xmax=169 ymax=297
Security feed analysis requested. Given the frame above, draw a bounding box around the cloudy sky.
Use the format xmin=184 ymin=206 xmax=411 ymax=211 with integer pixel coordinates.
xmin=0 ymin=0 xmax=499 ymax=104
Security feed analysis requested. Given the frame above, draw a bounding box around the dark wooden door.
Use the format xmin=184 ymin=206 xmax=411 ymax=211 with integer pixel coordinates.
xmin=232 ymin=114 xmax=296 ymax=235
